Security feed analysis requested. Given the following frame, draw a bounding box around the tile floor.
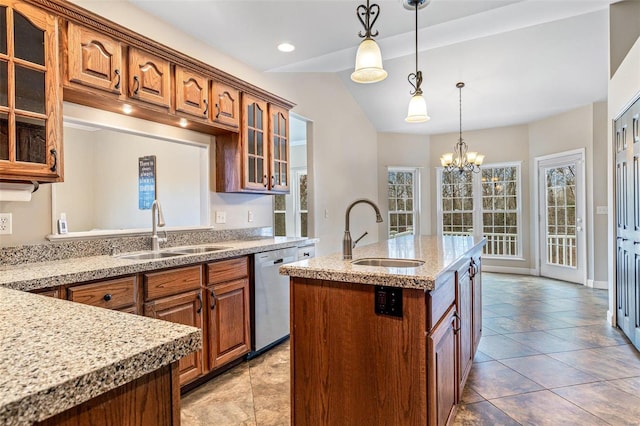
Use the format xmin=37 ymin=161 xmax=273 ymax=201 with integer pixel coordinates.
xmin=181 ymin=273 xmax=640 ymax=425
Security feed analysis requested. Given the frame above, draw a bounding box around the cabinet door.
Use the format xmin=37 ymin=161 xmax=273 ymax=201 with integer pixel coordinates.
xmin=269 ymin=105 xmax=289 ymax=192
xmin=242 ymin=94 xmax=268 ymax=190
xmin=66 ymin=22 xmax=122 ymax=95
xmin=471 ymin=257 xmax=482 ymax=354
xmin=457 ymin=263 xmax=473 ymax=398
xmin=175 ymin=66 xmax=209 ymax=119
xmin=0 ymin=1 xmax=62 ymax=182
xmin=427 ymin=306 xmax=458 ymax=426
xmin=207 ymin=278 xmax=250 ymax=369
xmin=211 ymin=82 xmax=239 ymax=128
xmin=144 ymin=289 xmax=204 ymax=385
xmin=128 ymin=47 xmax=171 ymax=108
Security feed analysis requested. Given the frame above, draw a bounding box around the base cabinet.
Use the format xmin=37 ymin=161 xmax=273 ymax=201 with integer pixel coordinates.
xmin=456 ymin=263 xmax=473 ymax=399
xmin=427 ymin=305 xmax=458 ymax=426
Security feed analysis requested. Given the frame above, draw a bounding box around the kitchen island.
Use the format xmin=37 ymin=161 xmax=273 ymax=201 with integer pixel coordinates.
xmin=0 ymin=287 xmax=201 ymax=425
xmin=280 ymin=235 xmax=485 ymax=426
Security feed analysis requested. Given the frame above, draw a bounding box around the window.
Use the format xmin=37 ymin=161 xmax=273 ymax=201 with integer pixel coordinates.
xmin=437 ymin=162 xmax=522 ymax=258
xmin=387 ymin=168 xmax=420 ymax=237
xmin=481 ymin=165 xmax=521 ymax=257
xmin=273 ymin=169 xmax=307 ymax=237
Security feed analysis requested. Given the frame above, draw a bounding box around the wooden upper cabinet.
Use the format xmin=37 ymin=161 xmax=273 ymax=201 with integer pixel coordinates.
xmin=242 ymin=94 xmax=269 ymax=191
xmin=65 ymin=22 xmax=122 ymax=95
xmin=0 ymin=0 xmax=62 ymax=183
xmin=127 ymin=47 xmax=170 ymax=108
xmin=269 ymin=105 xmax=289 ymax=192
xmin=211 ymin=81 xmax=239 ymax=128
xmin=175 ymin=66 xmax=208 ymax=119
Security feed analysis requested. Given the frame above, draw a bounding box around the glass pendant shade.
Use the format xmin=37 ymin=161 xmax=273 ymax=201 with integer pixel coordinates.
xmin=405 ymin=93 xmax=430 ymax=123
xmin=351 ymin=38 xmax=387 ymax=83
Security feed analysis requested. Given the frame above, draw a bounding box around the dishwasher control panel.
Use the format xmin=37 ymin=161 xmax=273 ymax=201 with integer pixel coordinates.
xmin=374 ymin=286 xmax=403 ymax=318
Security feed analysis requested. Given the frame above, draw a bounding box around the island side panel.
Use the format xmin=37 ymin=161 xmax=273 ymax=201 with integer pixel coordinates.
xmin=35 ymin=362 xmax=179 ymax=426
xmin=290 ymin=277 xmax=427 ymax=425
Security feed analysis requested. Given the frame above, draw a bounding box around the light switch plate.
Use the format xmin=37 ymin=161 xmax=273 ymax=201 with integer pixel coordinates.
xmin=596 ymin=206 xmax=608 ymax=215
xmin=215 ymin=211 xmax=226 ymax=224
xmin=0 ymin=213 xmax=12 ymax=235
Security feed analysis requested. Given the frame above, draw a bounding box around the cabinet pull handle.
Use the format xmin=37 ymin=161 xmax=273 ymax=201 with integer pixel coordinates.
xmin=271 ymin=175 xmax=275 ymax=187
xmin=133 ymin=75 xmax=140 ymax=95
xmin=203 ymin=99 xmax=209 ymax=116
xmin=210 ymin=290 xmax=217 ymax=310
xmin=196 ymin=293 xmax=203 ymax=314
xmin=452 ymin=312 xmax=461 ymax=334
xmin=114 ymin=69 xmax=121 ymax=90
xmin=263 ymin=175 xmax=268 ymax=187
xmin=215 ymin=102 xmax=221 ymax=119
xmin=103 ymin=294 xmax=112 ymax=302
xmin=50 ymin=149 xmax=57 ymax=172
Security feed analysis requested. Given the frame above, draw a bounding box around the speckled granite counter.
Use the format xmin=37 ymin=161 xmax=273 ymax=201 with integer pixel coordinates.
xmin=1 ymin=237 xmax=307 ymax=292
xmin=280 ymin=235 xmax=485 ymax=290
xmin=0 ymin=286 xmax=201 ymax=425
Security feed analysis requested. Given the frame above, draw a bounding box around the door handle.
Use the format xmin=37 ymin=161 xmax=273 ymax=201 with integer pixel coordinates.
xmin=274 ymin=258 xmax=284 ymax=265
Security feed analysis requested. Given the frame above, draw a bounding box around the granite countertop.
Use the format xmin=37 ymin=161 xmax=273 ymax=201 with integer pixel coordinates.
xmin=0 ymin=287 xmax=201 ymax=425
xmin=0 ymin=237 xmax=308 ymax=292
xmin=280 ymin=235 xmax=485 ymax=290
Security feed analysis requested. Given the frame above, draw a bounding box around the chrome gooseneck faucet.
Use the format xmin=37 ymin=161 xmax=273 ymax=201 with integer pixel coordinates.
xmin=343 ymin=198 xmax=383 ymax=260
xmin=151 ymin=199 xmax=166 ymax=251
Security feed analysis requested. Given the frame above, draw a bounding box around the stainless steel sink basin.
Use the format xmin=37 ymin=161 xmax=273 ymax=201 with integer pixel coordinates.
xmin=351 ymin=258 xmax=425 ymax=268
xmin=118 ymin=251 xmax=185 ymax=260
xmin=165 ymin=246 xmax=230 ymax=254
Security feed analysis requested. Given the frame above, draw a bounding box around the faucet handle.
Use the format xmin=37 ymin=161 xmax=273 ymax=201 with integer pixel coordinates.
xmin=159 ymin=229 xmax=168 ymax=244
xmin=353 ymin=231 xmax=368 ymax=248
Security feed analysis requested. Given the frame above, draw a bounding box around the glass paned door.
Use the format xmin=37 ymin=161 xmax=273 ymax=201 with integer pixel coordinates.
xmin=538 ymin=152 xmax=585 ymax=284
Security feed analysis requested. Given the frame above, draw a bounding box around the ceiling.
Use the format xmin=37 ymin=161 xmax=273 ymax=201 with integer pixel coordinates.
xmin=127 ymin=0 xmax=613 ymax=136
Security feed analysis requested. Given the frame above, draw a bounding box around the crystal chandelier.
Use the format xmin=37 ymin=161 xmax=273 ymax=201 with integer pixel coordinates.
xmin=440 ymin=82 xmax=484 ymax=172
xmin=351 ymin=0 xmax=388 ymax=84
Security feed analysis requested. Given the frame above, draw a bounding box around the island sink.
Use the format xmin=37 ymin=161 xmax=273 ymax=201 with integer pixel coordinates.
xmin=351 ymin=258 xmax=425 ymax=268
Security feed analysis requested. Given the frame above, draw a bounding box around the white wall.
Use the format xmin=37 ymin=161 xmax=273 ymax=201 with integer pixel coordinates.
xmin=377 ymin=133 xmax=431 ymax=238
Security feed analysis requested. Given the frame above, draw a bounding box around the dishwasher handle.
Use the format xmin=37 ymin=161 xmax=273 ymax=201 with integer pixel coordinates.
xmin=273 ymin=258 xmax=284 ymax=265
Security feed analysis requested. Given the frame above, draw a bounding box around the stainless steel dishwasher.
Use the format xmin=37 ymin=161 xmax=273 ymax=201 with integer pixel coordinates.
xmin=251 ymin=247 xmax=298 ymax=356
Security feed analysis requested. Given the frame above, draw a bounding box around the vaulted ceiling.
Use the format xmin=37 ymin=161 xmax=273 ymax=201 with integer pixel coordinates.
xmin=127 ymin=0 xmax=612 ymax=135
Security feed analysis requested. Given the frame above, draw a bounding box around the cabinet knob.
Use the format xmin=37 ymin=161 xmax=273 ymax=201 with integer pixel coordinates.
xmin=103 ymin=294 xmax=112 ymax=302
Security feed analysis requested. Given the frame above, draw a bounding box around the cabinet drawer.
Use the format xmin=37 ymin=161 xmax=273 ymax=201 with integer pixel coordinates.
xmin=144 ymin=265 xmax=202 ymax=301
xmin=427 ymin=272 xmax=456 ymax=331
xmin=68 ymin=276 xmax=136 ymax=310
xmin=206 ymin=257 xmax=249 ymax=285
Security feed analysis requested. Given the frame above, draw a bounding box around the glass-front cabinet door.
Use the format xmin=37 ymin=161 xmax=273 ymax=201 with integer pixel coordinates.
xmin=0 ymin=0 xmax=62 ymax=182
xmin=242 ymin=94 xmax=268 ymax=191
xmin=269 ymin=105 xmax=289 ymax=192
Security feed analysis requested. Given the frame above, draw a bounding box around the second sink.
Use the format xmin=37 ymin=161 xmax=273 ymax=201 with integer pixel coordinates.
xmin=351 ymin=258 xmax=425 ymax=268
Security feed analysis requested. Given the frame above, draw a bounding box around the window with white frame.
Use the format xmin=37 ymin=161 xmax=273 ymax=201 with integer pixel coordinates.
xmin=273 ymin=169 xmax=307 ymax=237
xmin=438 ymin=162 xmax=522 ymax=258
xmin=387 ymin=168 xmax=420 ymax=237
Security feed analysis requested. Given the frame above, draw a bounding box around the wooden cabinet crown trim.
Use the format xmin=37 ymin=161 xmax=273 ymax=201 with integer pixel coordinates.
xmin=26 ymin=0 xmax=295 ymax=110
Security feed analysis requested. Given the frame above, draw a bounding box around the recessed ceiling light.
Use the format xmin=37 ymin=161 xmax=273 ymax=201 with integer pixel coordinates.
xmin=277 ymin=42 xmax=295 ymax=53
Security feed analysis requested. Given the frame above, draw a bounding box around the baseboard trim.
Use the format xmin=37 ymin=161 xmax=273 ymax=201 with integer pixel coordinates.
xmin=587 ymin=279 xmax=608 ymax=290
xmin=482 ymin=265 xmax=537 ymax=275
xmin=607 ymin=309 xmax=614 ymax=326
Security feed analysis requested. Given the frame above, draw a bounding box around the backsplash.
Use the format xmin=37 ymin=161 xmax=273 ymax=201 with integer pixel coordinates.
xmin=0 ymin=227 xmax=273 ymax=266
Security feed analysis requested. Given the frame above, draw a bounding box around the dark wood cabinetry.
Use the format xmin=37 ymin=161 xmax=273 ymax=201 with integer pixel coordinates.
xmin=0 ymin=0 xmax=62 ymax=183
xmin=143 ymin=265 xmax=204 ymax=386
xmin=268 ymin=104 xmax=290 ymax=192
xmin=175 ymin=66 xmax=209 ymax=119
xmin=127 ymin=47 xmax=171 ymax=109
xmin=471 ymin=257 xmax=482 ymax=354
xmin=211 ymin=81 xmax=239 ymax=129
xmin=65 ymin=22 xmax=122 ymax=95
xmin=67 ymin=275 xmax=137 ymax=313
xmin=427 ymin=305 xmax=458 ymax=426
xmin=614 ymin=97 xmax=640 ymax=351
xmin=456 ymin=261 xmax=473 ymax=399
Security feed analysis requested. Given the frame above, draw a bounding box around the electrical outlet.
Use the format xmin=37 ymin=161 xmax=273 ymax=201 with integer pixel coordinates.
xmin=0 ymin=213 xmax=12 ymax=235
xmin=215 ymin=211 xmax=226 ymax=224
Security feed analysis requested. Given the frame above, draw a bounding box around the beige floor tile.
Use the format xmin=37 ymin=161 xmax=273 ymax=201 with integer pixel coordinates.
xmin=549 ymin=345 xmax=640 ymax=380
xmin=491 ymin=390 xmax=609 ymax=425
xmin=606 ymin=376 xmax=640 ymax=395
xmin=552 ymin=381 xmax=640 ymax=424
xmin=477 ymin=334 xmax=541 ymax=360
xmin=453 ymin=401 xmax=519 ymax=426
xmin=500 ymin=354 xmax=598 ymax=388
xmin=467 ymin=360 xmax=543 ymax=399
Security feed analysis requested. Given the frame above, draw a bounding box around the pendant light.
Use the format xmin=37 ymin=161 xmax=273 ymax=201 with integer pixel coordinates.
xmin=405 ymin=0 xmax=430 ymax=123
xmin=440 ymin=82 xmax=484 ymax=173
xmin=351 ymin=0 xmax=388 ymax=84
